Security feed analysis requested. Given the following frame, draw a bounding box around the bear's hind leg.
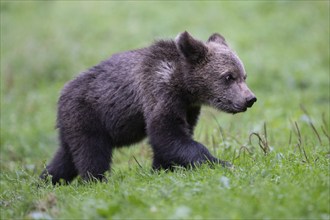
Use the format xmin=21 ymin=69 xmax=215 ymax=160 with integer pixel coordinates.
xmin=70 ymin=133 xmax=113 ymax=182
xmin=40 ymin=141 xmax=78 ymax=185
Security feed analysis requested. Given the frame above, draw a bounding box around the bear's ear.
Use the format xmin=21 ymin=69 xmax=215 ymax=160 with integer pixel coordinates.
xmin=207 ymin=33 xmax=228 ymax=46
xmin=175 ymin=31 xmax=208 ymax=63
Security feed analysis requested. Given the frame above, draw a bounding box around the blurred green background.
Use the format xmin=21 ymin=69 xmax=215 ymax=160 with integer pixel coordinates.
xmin=0 ymin=1 xmax=329 ymax=219
xmin=2 ymin=1 xmax=328 ymax=167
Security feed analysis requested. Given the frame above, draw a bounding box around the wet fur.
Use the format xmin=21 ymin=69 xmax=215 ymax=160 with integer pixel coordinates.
xmin=41 ymin=32 xmax=256 ymax=184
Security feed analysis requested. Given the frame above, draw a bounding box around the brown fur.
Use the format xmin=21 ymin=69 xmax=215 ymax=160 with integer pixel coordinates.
xmin=41 ymin=32 xmax=256 ymax=184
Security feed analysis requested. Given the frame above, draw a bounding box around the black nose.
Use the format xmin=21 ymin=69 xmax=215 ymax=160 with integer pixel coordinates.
xmin=246 ymin=96 xmax=257 ymax=108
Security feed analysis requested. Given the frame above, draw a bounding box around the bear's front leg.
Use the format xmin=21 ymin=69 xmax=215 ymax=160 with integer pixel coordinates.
xmin=147 ymin=108 xmax=228 ymax=170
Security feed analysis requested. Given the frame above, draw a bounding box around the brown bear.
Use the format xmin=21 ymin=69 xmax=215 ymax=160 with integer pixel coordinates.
xmin=41 ymin=31 xmax=256 ymax=184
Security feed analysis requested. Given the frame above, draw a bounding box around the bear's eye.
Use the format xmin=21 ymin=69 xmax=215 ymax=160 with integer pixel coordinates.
xmin=225 ymin=73 xmax=235 ymax=82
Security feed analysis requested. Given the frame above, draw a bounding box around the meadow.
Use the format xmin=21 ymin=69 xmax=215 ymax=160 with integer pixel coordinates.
xmin=1 ymin=1 xmax=329 ymax=219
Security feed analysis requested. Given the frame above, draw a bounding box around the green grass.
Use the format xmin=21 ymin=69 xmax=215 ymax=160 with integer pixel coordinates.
xmin=1 ymin=1 xmax=329 ymax=219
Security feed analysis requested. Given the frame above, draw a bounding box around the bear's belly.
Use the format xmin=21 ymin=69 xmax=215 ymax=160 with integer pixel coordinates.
xmin=108 ymin=112 xmax=147 ymax=147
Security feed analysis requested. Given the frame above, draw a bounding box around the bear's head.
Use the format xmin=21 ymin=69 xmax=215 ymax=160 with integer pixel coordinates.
xmin=175 ymin=31 xmax=257 ymax=114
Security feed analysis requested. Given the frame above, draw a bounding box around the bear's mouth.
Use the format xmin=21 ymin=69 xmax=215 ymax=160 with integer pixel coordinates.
xmin=214 ymin=98 xmax=247 ymax=114
xmin=231 ymin=105 xmax=247 ymax=114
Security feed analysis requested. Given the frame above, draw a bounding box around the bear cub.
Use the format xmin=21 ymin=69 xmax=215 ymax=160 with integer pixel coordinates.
xmin=41 ymin=31 xmax=256 ymax=184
